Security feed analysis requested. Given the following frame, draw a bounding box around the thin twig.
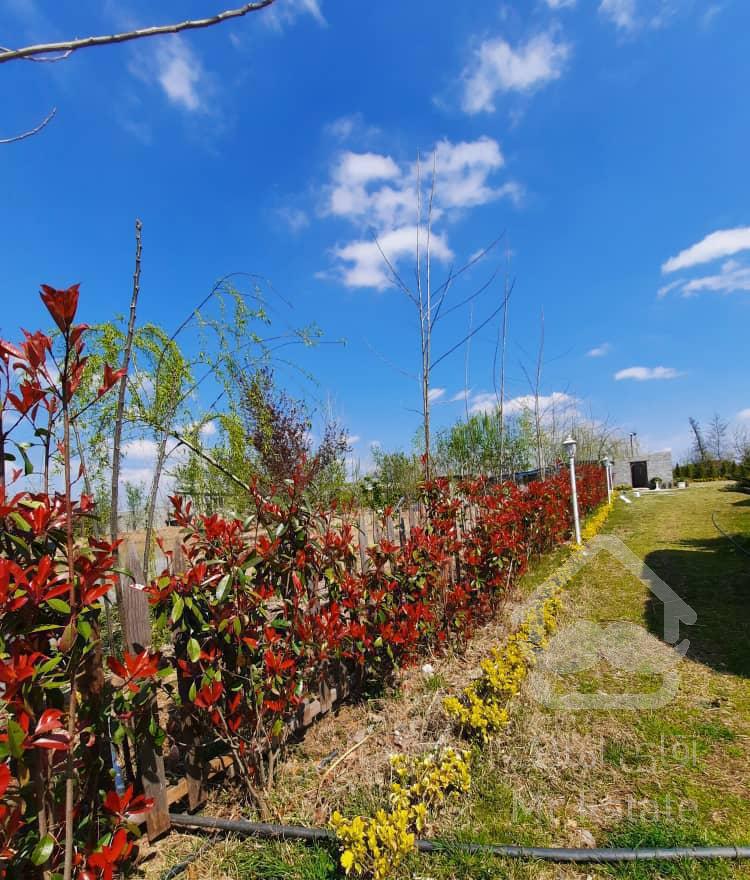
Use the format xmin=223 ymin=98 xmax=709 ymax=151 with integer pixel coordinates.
xmin=0 ymin=107 xmax=56 ymax=144
xmin=0 ymin=2 xmax=278 ymax=64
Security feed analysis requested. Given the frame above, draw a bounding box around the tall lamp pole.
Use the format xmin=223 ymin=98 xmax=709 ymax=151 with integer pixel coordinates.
xmin=563 ymin=435 xmax=582 ymax=545
xmin=602 ymin=455 xmax=612 ymax=505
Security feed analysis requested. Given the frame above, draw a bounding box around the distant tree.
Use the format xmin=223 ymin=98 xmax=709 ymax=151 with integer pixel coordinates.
xmin=707 ymin=412 xmax=729 ymax=460
xmin=689 ymin=417 xmax=709 ymax=463
xmin=238 ymin=367 xmax=349 ymax=500
xmin=364 ymin=449 xmax=423 ymax=509
xmin=124 ymin=481 xmax=145 ymax=531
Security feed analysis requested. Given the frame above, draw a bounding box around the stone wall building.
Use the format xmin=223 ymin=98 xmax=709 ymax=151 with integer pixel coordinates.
xmin=612 ymin=450 xmax=673 ymax=488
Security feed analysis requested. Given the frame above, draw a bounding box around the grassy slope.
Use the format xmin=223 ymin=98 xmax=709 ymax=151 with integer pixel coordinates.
xmin=146 ymin=483 xmax=750 ymax=880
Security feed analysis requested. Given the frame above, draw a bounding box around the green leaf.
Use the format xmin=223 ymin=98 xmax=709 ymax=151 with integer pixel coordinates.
xmin=78 ymin=619 xmax=92 ymax=640
xmin=188 ymin=681 xmax=197 ymax=702
xmin=7 ymin=720 xmax=26 ymax=759
xmin=172 ymin=594 xmax=184 ymax=624
xmin=187 ymin=638 xmax=201 ymax=663
xmin=31 ymin=834 xmax=55 ymax=866
xmin=47 ymin=598 xmax=71 ymax=615
xmin=13 ymin=441 xmax=34 ymax=477
xmin=37 ymin=655 xmax=64 ymax=676
xmin=215 ymin=573 xmax=232 ymax=603
xmin=9 ymin=512 xmax=31 ymax=533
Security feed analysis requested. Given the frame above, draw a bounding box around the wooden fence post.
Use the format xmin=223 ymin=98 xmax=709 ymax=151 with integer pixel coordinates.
xmin=357 ymin=513 xmax=368 ymax=573
xmin=122 ymin=547 xmax=170 ymax=840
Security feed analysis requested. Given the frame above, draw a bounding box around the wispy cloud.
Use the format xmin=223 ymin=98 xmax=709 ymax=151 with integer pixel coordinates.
xmin=428 ymin=387 xmax=446 ymax=403
xmin=662 ymin=227 xmax=750 ymax=273
xmin=614 ymin=366 xmax=681 ymax=381
xmin=469 ymin=390 xmax=577 ymax=417
xmin=586 ymin=342 xmax=611 ymax=357
xmin=130 ymin=36 xmax=212 ymax=112
xmin=738 ymin=408 xmax=750 ymax=421
xmin=599 ymin=0 xmax=637 ymax=30
xmin=277 ymin=206 xmax=310 ymax=233
xmin=346 ymin=434 xmax=361 ymax=445
xmin=320 ymin=135 xmax=519 ymax=289
xmin=324 ymin=113 xmax=381 ymax=143
xmin=264 ymin=0 xmax=326 ymax=29
xmin=599 ymin=0 xmax=677 ymax=31
xmin=657 ymin=279 xmax=683 ymax=299
xmin=681 ymin=260 xmax=750 ymax=296
xmin=450 ymin=389 xmax=471 ymax=402
xmin=545 ymin=0 xmax=576 ymax=7
xmin=461 ymin=31 xmax=571 ymax=114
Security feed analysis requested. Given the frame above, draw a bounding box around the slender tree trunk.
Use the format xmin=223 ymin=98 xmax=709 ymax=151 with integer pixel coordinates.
xmin=62 ymin=350 xmax=77 ymax=880
xmin=111 ymin=220 xmax=142 ymax=623
xmin=142 ymin=422 xmax=171 ymax=578
xmin=498 ymin=268 xmax=510 ymax=480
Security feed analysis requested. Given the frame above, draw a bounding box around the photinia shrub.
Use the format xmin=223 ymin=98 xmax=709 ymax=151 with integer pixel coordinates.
xmin=149 ymin=458 xmax=607 ymax=810
xmin=0 ymin=287 xmax=160 ymax=878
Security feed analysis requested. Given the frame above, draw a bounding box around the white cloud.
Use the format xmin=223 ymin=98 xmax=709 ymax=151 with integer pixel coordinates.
xmin=599 ymin=0 xmax=637 ymax=30
xmin=122 ymin=438 xmax=159 ymax=460
xmin=461 ymin=31 xmax=571 ymax=115
xmin=324 ymin=113 xmax=380 ymax=143
xmin=322 ymin=136 xmax=517 ymax=289
xmin=682 ymin=262 xmax=750 ymax=296
xmin=545 ymin=0 xmax=576 ymax=6
xmin=737 ymin=408 xmax=750 ymax=421
xmin=330 ymin=225 xmax=453 ymax=290
xmin=614 ymin=366 xmax=681 ymax=381
xmin=586 ymin=342 xmax=611 ymax=357
xmin=599 ymin=0 xmax=676 ymax=31
xmin=277 ymin=206 xmax=310 ymax=232
xmin=428 ymin=388 xmax=446 ymax=403
xmin=130 ymin=36 xmax=211 ymax=112
xmin=346 ymin=434 xmax=361 ymax=445
xmin=264 ymin=0 xmax=326 ymax=28
xmin=156 ymin=39 xmax=205 ymax=111
xmin=199 ymin=421 xmax=217 ymax=438
xmin=662 ymin=227 xmax=750 ymax=273
xmin=469 ymin=391 xmax=577 ymax=417
xmin=657 ymin=279 xmax=683 ymax=299
xmin=450 ymin=389 xmax=471 ymax=402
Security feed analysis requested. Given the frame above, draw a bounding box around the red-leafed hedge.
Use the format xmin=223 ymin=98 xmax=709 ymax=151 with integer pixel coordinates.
xmin=148 ymin=462 xmax=607 ymax=798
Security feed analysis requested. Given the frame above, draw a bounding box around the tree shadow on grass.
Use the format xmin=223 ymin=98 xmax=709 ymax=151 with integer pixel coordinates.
xmin=644 ymin=537 xmax=750 ymax=679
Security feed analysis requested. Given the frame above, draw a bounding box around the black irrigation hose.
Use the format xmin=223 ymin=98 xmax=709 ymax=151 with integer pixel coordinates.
xmin=168 ymin=813 xmax=750 ymax=867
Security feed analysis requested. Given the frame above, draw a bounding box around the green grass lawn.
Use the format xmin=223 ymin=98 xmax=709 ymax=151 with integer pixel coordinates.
xmin=148 ymin=483 xmax=750 ymax=880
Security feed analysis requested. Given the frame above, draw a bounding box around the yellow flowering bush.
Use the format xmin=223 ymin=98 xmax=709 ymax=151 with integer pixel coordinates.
xmin=330 ymin=748 xmax=471 ymax=879
xmin=579 ymin=499 xmax=614 ymax=543
xmin=444 ymin=593 xmax=562 ymax=741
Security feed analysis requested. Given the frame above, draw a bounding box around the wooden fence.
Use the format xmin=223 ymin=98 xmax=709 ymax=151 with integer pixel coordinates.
xmin=115 ymin=503 xmax=449 ymax=841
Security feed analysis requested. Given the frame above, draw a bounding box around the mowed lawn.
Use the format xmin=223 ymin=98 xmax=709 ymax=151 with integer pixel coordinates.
xmin=149 ymin=482 xmax=750 ymax=880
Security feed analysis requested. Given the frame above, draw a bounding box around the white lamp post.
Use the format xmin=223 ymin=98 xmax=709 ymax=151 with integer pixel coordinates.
xmin=563 ymin=435 xmax=582 ymax=545
xmin=601 ymin=455 xmax=612 ymax=504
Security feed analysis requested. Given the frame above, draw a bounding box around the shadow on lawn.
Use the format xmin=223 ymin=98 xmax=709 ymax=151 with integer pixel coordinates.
xmin=644 ymin=536 xmax=750 ymax=679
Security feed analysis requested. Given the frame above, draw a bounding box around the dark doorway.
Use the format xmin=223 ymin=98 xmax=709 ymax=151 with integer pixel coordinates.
xmin=631 ymin=460 xmax=649 ymax=488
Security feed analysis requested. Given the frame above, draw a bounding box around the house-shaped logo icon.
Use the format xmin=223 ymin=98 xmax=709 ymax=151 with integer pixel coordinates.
xmin=516 ymin=535 xmax=697 ymax=712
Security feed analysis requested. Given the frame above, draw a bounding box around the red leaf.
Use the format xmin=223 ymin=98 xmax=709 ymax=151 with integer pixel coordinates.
xmin=40 ymin=283 xmax=80 ymax=333
xmin=97 ymin=364 xmax=127 ymax=398
xmin=0 ymin=763 xmax=11 ymax=798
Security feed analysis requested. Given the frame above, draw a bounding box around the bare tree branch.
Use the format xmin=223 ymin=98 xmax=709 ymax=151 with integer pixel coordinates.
xmin=0 ymin=106 xmax=56 ymax=144
xmin=0 ymin=46 xmax=72 ymax=63
xmin=0 ymin=1 xmax=277 ymax=65
xmin=431 ymin=279 xmax=514 ymax=372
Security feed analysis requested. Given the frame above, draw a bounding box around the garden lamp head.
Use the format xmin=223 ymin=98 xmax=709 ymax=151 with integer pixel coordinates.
xmin=563 ymin=435 xmax=577 ymax=461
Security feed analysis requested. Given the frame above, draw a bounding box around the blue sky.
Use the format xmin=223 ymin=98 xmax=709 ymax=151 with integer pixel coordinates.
xmin=2 ymin=0 xmax=749 ymax=482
